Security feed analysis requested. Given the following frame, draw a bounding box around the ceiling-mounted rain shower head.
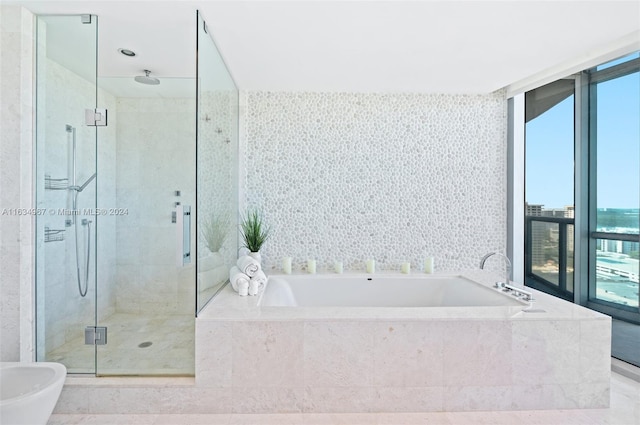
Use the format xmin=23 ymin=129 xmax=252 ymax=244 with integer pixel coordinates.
xmin=134 ymin=70 xmax=160 ymax=85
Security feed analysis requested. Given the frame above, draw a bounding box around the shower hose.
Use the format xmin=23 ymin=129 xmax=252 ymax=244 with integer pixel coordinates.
xmin=73 ymin=192 xmax=91 ymax=298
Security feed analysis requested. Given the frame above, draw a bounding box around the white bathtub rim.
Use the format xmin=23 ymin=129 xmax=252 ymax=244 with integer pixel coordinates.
xmin=258 ymin=273 xmax=530 ymax=308
xmin=200 ymin=270 xmax=609 ymax=323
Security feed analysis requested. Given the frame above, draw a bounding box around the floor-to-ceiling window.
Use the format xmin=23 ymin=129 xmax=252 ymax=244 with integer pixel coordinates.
xmin=587 ymin=54 xmax=640 ymax=319
xmin=524 ymin=79 xmax=576 ymax=301
xmin=523 ymin=52 xmax=640 ymax=370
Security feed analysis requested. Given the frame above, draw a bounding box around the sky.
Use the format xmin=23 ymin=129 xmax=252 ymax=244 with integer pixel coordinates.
xmin=525 ymin=54 xmax=639 ymax=210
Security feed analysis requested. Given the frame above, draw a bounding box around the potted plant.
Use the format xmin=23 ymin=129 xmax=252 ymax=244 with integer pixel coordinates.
xmin=240 ymin=208 xmax=271 ymax=262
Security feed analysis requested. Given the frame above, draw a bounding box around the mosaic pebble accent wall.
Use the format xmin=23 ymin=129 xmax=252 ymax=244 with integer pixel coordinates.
xmin=244 ymin=91 xmax=507 ymax=273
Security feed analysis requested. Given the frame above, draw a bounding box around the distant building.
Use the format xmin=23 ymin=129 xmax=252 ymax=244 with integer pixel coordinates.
xmin=526 ymin=203 xmax=543 ymax=217
xmin=525 ymin=203 xmax=576 ymax=267
xmin=600 ymin=239 xmax=639 ymax=255
xmin=564 ymin=205 xmax=574 ymax=218
xmin=565 ymin=206 xmax=575 ymax=251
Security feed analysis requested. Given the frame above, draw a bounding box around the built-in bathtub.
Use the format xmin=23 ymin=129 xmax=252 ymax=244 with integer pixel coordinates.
xmin=259 ymin=274 xmax=529 ymax=308
xmin=195 ymin=270 xmax=611 ymax=413
xmin=54 ymin=272 xmax=610 ymax=415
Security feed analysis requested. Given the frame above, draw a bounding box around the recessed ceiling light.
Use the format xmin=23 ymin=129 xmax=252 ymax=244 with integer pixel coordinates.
xmin=118 ymin=48 xmax=136 ymax=57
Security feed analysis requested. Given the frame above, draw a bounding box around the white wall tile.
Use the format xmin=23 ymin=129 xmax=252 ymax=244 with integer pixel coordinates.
xmin=114 ymin=97 xmax=195 ymax=316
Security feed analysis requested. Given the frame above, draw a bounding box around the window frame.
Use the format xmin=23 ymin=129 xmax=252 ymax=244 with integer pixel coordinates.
xmin=584 ymin=57 xmax=640 ymax=321
xmin=521 ymin=54 xmax=640 ymax=324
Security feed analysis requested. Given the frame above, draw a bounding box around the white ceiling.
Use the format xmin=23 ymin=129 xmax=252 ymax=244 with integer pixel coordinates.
xmin=7 ymin=0 xmax=640 ymax=94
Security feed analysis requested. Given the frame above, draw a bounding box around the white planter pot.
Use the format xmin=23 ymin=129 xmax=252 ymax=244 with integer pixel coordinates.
xmin=248 ymin=251 xmax=262 ymax=264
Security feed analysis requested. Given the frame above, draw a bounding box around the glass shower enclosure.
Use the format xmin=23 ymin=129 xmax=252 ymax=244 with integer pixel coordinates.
xmin=35 ymin=11 xmax=237 ymax=375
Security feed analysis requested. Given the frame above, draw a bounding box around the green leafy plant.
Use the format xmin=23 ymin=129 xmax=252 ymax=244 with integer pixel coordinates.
xmin=201 ymin=214 xmax=230 ymax=253
xmin=240 ymin=209 xmax=271 ymax=253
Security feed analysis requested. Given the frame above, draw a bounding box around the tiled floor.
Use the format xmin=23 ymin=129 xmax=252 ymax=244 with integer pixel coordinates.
xmin=47 ymin=313 xmax=194 ymax=375
xmin=49 ymin=371 xmax=640 ymax=424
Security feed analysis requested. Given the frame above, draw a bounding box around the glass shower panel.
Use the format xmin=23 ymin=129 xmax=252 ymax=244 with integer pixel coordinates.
xmin=95 ymin=76 xmax=196 ymax=375
xmin=196 ymin=12 xmax=239 ymax=313
xmin=35 ymin=15 xmax=98 ymax=374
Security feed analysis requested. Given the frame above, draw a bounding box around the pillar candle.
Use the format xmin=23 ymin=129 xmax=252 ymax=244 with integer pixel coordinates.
xmin=282 ymin=257 xmax=292 ymax=274
xmin=424 ymin=257 xmax=434 ymax=274
xmin=366 ymin=259 xmax=375 ymax=274
xmin=401 ymin=262 xmax=411 ymax=274
xmin=307 ymin=259 xmax=316 ymax=274
xmin=334 ymin=261 xmax=343 ymax=274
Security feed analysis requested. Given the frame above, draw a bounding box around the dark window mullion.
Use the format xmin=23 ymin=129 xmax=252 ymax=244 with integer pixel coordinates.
xmin=559 ymin=222 xmax=567 ymax=292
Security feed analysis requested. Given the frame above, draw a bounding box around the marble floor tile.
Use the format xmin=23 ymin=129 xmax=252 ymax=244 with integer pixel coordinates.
xmin=48 ymin=414 xmax=157 ymax=425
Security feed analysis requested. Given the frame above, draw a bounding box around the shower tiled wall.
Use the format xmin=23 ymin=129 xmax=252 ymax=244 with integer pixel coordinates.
xmin=0 ymin=6 xmax=34 ymax=361
xmin=36 ymin=55 xmax=118 ymax=358
xmin=244 ymin=91 xmax=507 ymax=273
xmin=114 ymin=98 xmax=195 ymax=315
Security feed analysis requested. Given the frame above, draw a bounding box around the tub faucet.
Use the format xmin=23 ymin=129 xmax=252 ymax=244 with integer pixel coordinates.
xmin=480 ymin=252 xmax=512 ymax=287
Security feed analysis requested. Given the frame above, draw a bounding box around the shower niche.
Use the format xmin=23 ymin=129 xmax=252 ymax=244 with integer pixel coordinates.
xmin=35 ymin=12 xmax=238 ymax=376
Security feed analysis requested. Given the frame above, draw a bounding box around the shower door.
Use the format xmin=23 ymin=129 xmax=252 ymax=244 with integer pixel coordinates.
xmin=35 ymin=15 xmax=99 ymax=374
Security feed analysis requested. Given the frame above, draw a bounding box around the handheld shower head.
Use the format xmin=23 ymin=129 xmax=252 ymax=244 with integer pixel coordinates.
xmin=78 ymin=173 xmax=96 ymax=192
xmin=134 ymin=70 xmax=160 ymax=85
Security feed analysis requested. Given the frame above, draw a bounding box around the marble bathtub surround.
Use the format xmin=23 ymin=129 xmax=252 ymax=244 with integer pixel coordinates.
xmin=195 ymin=270 xmax=611 ymax=413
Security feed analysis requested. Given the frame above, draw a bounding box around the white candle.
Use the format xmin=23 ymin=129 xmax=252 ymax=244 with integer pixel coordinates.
xmin=424 ymin=257 xmax=434 ymax=274
xmin=307 ymin=259 xmax=316 ymax=274
xmin=282 ymin=257 xmax=292 ymax=274
xmin=366 ymin=259 xmax=375 ymax=274
xmin=401 ymin=262 xmax=411 ymax=274
xmin=334 ymin=261 xmax=343 ymax=274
